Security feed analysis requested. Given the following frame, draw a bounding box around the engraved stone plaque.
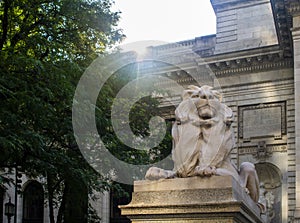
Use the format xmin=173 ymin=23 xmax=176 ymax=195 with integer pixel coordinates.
xmin=243 ymin=106 xmax=281 ymax=138
xmin=238 ymin=102 xmax=286 ymax=139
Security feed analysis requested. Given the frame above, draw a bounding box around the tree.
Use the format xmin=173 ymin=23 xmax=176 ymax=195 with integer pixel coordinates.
xmin=0 ymin=0 xmax=174 ymax=222
xmin=99 ymin=64 xmax=173 ymax=166
xmin=0 ymin=0 xmax=124 ymax=222
xmin=88 ymin=59 xmax=173 ymax=222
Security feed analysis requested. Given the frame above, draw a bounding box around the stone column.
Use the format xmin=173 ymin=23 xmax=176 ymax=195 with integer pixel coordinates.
xmin=101 ymin=191 xmax=110 ymax=223
xmin=291 ymin=10 xmax=300 ymax=222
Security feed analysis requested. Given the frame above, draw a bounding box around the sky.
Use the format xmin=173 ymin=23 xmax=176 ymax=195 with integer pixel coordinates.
xmin=112 ymin=0 xmax=216 ymax=46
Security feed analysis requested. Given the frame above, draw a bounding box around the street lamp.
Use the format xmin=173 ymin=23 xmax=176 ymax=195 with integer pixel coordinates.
xmin=4 ymin=198 xmax=15 ymax=223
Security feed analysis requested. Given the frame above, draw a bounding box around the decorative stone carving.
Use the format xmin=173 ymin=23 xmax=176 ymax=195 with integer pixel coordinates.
xmin=211 ymin=55 xmax=292 ymax=77
xmin=254 ymin=141 xmax=272 ymax=161
xmin=145 ymin=85 xmax=261 ymax=204
xmin=239 ymin=144 xmax=287 ymax=156
xmin=255 ymin=163 xmax=282 ymax=223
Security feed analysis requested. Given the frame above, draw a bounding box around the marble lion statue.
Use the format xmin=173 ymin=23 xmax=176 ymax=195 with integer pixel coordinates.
xmin=145 ymin=85 xmax=260 ymax=203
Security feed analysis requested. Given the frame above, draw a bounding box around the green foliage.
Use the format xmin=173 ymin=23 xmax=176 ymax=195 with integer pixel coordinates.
xmin=0 ymin=0 xmax=124 ymax=222
xmin=0 ymin=0 xmax=173 ymax=222
xmin=0 ymin=0 xmax=123 ymax=60
xmin=96 ymin=63 xmax=173 ymax=166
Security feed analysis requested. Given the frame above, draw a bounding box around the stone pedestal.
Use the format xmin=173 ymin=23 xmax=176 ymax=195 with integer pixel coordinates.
xmin=120 ymin=176 xmax=264 ymax=223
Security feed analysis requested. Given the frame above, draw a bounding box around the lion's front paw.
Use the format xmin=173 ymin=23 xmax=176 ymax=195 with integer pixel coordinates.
xmin=145 ymin=167 xmax=175 ymax=180
xmin=195 ymin=166 xmax=216 ymax=177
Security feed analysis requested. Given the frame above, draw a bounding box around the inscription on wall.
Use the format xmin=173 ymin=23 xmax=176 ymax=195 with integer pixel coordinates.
xmin=238 ymin=102 xmax=286 ymax=140
xmin=243 ymin=106 xmax=281 ymax=138
xmin=239 ymin=144 xmax=287 ymax=155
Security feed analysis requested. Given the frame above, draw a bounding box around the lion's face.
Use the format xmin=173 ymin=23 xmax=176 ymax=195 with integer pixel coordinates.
xmin=181 ymin=85 xmax=223 ymax=123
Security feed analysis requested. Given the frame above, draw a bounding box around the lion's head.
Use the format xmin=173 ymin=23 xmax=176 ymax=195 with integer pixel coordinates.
xmin=176 ymin=85 xmax=233 ymax=126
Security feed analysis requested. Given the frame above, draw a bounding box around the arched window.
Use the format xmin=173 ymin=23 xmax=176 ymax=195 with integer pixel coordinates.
xmin=255 ymin=163 xmax=282 ymax=223
xmin=22 ymin=181 xmax=44 ymax=223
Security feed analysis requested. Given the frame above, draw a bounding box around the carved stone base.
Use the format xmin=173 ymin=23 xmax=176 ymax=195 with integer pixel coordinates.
xmin=120 ymin=176 xmax=264 ymax=223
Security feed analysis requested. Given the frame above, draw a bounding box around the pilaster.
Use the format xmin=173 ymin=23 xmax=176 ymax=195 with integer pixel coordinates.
xmin=290 ymin=3 xmax=300 ymax=221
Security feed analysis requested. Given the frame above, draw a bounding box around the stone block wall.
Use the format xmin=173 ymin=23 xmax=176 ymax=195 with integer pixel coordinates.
xmin=218 ymin=70 xmax=294 ymax=222
xmin=211 ymin=0 xmax=278 ymax=53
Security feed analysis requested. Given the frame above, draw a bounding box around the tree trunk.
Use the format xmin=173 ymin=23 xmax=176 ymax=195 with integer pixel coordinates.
xmin=56 ymin=183 xmax=66 ymax=223
xmin=46 ymin=172 xmax=55 ymax=223
xmin=63 ymin=178 xmax=88 ymax=223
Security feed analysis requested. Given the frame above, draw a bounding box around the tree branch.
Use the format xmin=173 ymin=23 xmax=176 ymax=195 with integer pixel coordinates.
xmin=0 ymin=0 xmax=10 ymax=51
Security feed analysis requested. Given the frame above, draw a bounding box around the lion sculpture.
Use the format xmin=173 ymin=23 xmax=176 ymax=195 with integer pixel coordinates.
xmin=145 ymin=85 xmax=260 ymax=203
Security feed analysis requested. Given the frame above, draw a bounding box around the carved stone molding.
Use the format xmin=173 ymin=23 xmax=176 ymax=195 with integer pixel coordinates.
xmin=208 ymin=53 xmax=292 ymax=76
xmin=272 ymin=0 xmax=293 ymax=57
xmin=238 ymin=144 xmax=287 ymax=156
xmin=285 ymin=0 xmax=300 ymax=15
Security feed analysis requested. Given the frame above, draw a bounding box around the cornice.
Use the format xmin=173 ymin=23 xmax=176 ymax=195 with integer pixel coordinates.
xmin=208 ymin=53 xmax=293 ymax=76
xmin=271 ymin=0 xmax=293 ymax=58
xmin=139 ymin=44 xmax=293 ymax=86
xmin=285 ymin=0 xmax=300 ymax=15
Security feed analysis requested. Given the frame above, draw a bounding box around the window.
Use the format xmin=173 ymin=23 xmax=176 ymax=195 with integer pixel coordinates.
xmin=22 ymin=181 xmax=44 ymax=223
